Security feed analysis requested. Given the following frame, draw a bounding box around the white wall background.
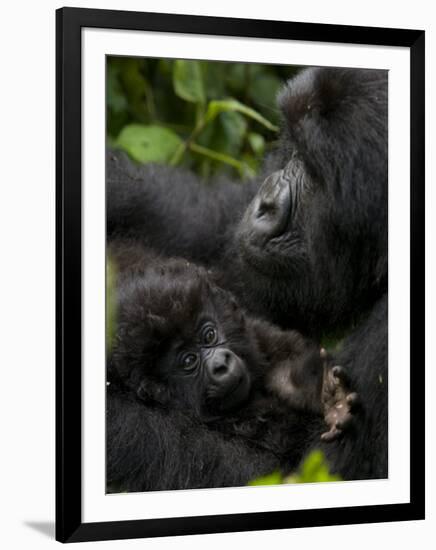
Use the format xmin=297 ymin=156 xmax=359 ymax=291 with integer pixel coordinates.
xmin=0 ymin=1 xmax=433 ymax=548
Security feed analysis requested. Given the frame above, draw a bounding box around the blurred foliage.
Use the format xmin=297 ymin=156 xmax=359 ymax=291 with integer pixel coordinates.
xmin=248 ymin=450 xmax=341 ymax=486
xmin=320 ymin=334 xmax=344 ymax=354
xmin=107 ymin=57 xmax=299 ymax=179
xmin=106 ymin=259 xmax=117 ymax=353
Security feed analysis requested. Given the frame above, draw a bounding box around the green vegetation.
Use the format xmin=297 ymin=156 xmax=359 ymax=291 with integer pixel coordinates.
xmin=107 ymin=57 xmax=299 ymax=179
xmin=248 ymin=450 xmax=341 ymax=486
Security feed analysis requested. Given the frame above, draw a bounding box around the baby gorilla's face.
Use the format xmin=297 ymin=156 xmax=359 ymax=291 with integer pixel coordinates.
xmin=112 ymin=258 xmax=259 ymax=417
xmin=157 ymin=317 xmax=252 ymax=414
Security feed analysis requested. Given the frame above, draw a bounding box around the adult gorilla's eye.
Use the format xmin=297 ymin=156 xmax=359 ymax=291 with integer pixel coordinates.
xmin=180 ymin=352 xmax=198 ymax=371
xmin=202 ymin=326 xmax=217 ymax=346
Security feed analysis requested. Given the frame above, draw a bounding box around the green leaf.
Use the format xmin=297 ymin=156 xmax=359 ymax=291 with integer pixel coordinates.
xmin=225 ymin=63 xmax=246 ymax=94
xmin=116 ymin=124 xmax=182 ymax=164
xmin=193 ymin=111 xmax=251 ymax=178
xmin=320 ymin=334 xmax=345 ymax=353
xmin=119 ymin=59 xmax=147 ymax=102
xmin=248 ymin=132 xmax=265 ymax=155
xmin=173 ymin=60 xmax=205 ymax=104
xmin=249 ymin=73 xmax=283 ymax=123
xmin=225 ymin=63 xmax=262 ymax=93
xmin=248 ymin=451 xmax=340 ymax=487
xmin=189 ymin=142 xmax=250 ymax=176
xmin=205 ymin=99 xmax=278 ymax=132
xmin=118 ymin=58 xmax=150 ymax=123
xmin=204 ymin=111 xmax=247 ymax=158
xmin=106 ymin=61 xmax=130 ymax=137
xmin=202 ymin=61 xmax=227 ymax=99
xmin=106 ymin=64 xmax=128 ymax=114
xmin=285 ymin=451 xmax=341 ymax=484
xmin=248 ymin=471 xmax=284 ymax=486
xmin=241 ymin=153 xmax=260 ymax=178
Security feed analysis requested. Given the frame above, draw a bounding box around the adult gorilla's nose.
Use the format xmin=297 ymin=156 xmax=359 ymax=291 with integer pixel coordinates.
xmin=247 ymin=170 xmax=291 ymax=242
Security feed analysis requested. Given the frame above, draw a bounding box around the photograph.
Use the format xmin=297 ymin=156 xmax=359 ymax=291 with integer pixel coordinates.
xmin=105 ymin=57 xmax=388 ymax=493
xmin=55 ymin=7 xmax=425 ymax=542
xmin=0 ymin=0 xmax=432 ymax=548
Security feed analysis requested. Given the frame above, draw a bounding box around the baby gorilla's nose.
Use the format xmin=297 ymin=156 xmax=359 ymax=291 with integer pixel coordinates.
xmin=205 ymin=348 xmax=251 ymax=411
xmin=208 ymin=349 xmax=237 ymax=383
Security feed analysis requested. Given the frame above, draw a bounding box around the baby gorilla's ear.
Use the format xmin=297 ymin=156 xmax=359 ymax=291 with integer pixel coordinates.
xmin=136 ymin=377 xmax=170 ymax=406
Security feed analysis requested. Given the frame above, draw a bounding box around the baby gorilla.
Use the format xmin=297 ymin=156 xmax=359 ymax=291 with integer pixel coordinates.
xmin=108 ymin=244 xmax=358 ymax=451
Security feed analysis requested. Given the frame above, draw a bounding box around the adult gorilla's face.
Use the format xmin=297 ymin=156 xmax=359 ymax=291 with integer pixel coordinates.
xmin=235 ymin=67 xmax=388 ymax=334
xmin=238 ymin=157 xmax=307 ymax=274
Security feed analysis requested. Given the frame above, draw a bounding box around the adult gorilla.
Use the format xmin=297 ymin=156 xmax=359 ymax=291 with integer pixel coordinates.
xmin=107 ymin=67 xmax=388 ymax=481
xmin=231 ymin=68 xmax=387 ymax=333
xmin=108 ymin=68 xmax=387 ymax=332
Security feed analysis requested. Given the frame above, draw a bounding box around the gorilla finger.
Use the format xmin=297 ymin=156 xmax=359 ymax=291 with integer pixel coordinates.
xmin=332 ymin=365 xmax=349 ymax=383
xmin=321 ymin=428 xmax=341 ymax=442
xmin=346 ymin=392 xmax=360 ymax=409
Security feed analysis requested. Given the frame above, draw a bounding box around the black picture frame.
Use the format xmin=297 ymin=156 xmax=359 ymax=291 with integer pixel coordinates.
xmin=56 ymin=7 xmax=425 ymax=543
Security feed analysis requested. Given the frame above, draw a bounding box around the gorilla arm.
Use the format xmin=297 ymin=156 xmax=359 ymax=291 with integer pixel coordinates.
xmin=316 ymin=295 xmax=388 ymax=480
xmin=106 ymin=150 xmax=260 ymax=265
xmin=248 ymin=318 xmax=360 ymax=443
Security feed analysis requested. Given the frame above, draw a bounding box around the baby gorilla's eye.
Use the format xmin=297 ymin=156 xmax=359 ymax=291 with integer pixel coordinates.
xmin=202 ymin=326 xmax=217 ymax=346
xmin=180 ymin=352 xmax=198 ymax=371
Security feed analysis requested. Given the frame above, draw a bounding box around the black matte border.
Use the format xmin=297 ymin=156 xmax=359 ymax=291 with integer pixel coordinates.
xmin=56 ymin=7 xmax=425 ymax=543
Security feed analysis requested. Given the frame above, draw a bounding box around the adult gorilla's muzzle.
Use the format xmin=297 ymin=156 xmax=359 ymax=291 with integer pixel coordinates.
xmin=243 ymin=169 xmax=291 ymax=246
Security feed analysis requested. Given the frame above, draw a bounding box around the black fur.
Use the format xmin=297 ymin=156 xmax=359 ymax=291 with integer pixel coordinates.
xmin=107 ymin=155 xmax=260 ymax=266
xmin=321 ymin=295 xmax=388 ymax=480
xmin=107 ymin=248 xmax=334 ymax=492
xmin=229 ymin=67 xmax=388 ymax=333
xmin=106 ymin=66 xmax=389 ymax=483
xmin=107 ymin=391 xmax=280 ymax=492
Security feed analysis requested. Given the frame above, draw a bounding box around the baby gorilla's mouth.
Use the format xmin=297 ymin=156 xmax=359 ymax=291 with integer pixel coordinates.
xmin=218 ymin=371 xmax=251 ymax=411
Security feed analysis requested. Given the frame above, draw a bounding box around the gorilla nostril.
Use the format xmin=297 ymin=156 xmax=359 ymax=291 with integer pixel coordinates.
xmin=212 ymin=364 xmax=229 ymax=377
xmin=256 ymin=201 xmax=275 ymax=219
xmin=248 ymin=174 xmax=291 ymax=240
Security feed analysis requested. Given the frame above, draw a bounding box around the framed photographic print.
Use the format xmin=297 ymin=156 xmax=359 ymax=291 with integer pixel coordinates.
xmin=56 ymin=7 xmax=425 ymax=543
